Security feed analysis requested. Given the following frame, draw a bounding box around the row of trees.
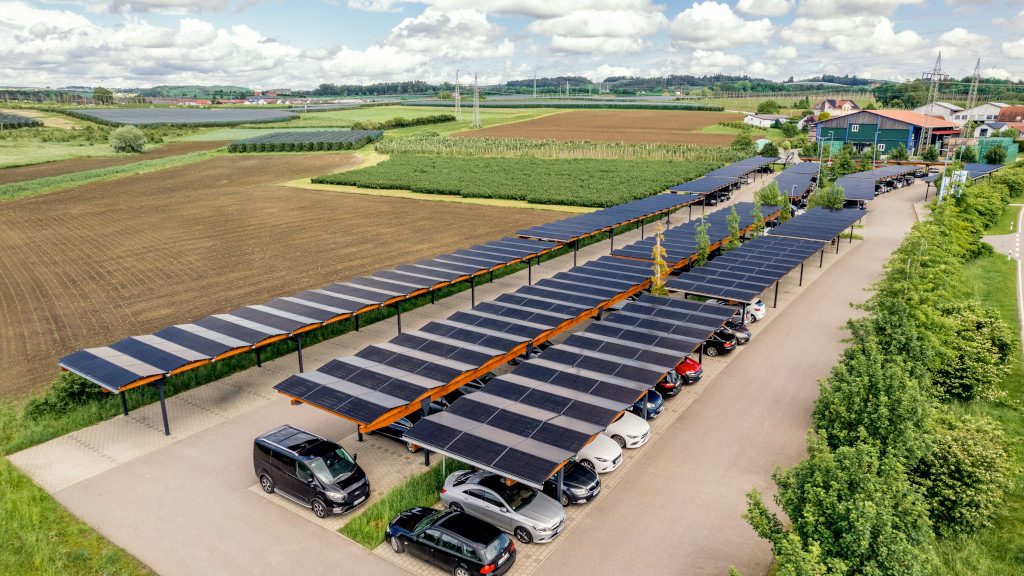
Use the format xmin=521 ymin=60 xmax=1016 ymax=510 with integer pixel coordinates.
xmin=739 ymin=161 xmax=1024 ymax=575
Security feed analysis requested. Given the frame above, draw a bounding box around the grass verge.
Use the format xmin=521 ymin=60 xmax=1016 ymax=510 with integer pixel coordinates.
xmin=986 ymin=205 xmax=1022 ymax=235
xmin=339 ymin=459 xmax=471 ymax=548
xmin=0 ymin=150 xmax=217 ymax=202
xmin=927 ymin=254 xmax=1024 ymax=575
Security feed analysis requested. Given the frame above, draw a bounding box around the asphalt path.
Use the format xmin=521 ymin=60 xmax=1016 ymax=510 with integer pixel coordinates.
xmin=532 ymin=189 xmax=919 ymax=576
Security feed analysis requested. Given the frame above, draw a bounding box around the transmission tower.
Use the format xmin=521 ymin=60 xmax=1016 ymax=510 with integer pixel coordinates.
xmin=919 ymin=52 xmax=949 ymax=154
xmin=471 ymin=74 xmax=481 ymax=128
xmin=453 ymin=70 xmax=462 ymax=121
xmin=960 ymin=58 xmax=981 ymax=146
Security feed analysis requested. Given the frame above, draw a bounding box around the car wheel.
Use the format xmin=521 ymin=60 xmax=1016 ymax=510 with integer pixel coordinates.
xmin=311 ymin=499 xmax=328 ymax=519
xmin=454 ymin=567 xmax=472 ymax=576
xmin=259 ymin=474 xmax=275 ymax=494
xmin=560 ymin=491 xmax=571 ymax=507
xmin=612 ymin=435 xmax=626 ymax=449
xmin=390 ymin=535 xmax=405 ymax=554
xmin=580 ymin=460 xmax=595 ymax=471
xmin=514 ymin=526 xmax=533 ymax=544
xmin=749 ymin=315 xmax=757 ymax=323
xmin=406 ymin=442 xmax=420 ymax=453
xmin=448 ymin=502 xmax=464 ymax=512
xmin=705 ymin=345 xmax=720 ymax=357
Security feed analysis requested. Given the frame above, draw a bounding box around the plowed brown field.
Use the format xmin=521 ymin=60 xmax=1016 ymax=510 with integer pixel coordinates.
xmin=0 ymin=141 xmax=231 ymax=185
xmin=452 ymin=110 xmax=758 ymax=145
xmin=0 ymin=154 xmax=564 ymax=399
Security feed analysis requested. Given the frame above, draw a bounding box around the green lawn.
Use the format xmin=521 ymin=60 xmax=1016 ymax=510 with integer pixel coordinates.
xmin=0 ymin=141 xmax=126 ymax=169
xmin=986 ymin=205 xmax=1022 ymax=235
xmin=928 ymin=254 xmax=1024 ymax=576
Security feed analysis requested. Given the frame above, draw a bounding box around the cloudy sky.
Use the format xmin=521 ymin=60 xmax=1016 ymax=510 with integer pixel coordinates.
xmin=2 ymin=0 xmax=1023 ymax=89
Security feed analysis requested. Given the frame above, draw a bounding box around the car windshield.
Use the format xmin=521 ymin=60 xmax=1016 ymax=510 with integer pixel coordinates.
xmin=496 ymin=483 xmax=536 ymax=511
xmin=414 ymin=509 xmax=446 ymax=533
xmin=309 ymin=447 xmax=357 ymax=484
xmin=482 ymin=533 xmax=512 ymax=562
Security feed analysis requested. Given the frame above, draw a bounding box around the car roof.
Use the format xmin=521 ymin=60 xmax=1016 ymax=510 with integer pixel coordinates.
xmin=436 ymin=512 xmax=503 ymax=544
xmin=257 ymin=425 xmax=334 ymax=458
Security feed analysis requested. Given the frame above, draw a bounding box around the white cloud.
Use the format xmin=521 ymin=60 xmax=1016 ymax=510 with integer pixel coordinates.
xmin=747 ymin=61 xmax=780 ymax=77
xmin=384 ymin=8 xmax=513 ymax=60
xmin=1003 ymin=37 xmax=1024 ymax=58
xmin=688 ymin=49 xmax=747 ymax=74
xmin=735 ymin=0 xmax=793 ymax=17
xmin=766 ymin=45 xmax=798 ymax=60
xmin=347 ymin=0 xmax=405 ymax=11
xmin=797 ymin=0 xmax=925 ymax=17
xmin=983 ymin=67 xmax=1013 ymax=80
xmin=549 ymin=35 xmax=652 ymax=54
xmin=931 ymin=27 xmax=991 ymax=59
xmin=669 ymin=2 xmax=774 ymax=50
xmin=526 ymin=9 xmax=667 ymax=37
xmin=582 ymin=64 xmax=641 ymax=83
xmin=431 ymin=0 xmax=657 ymax=18
xmin=780 ymin=16 xmax=926 ymax=54
xmin=91 ymin=0 xmax=247 ymax=13
xmin=993 ymin=9 xmax=1024 ymax=29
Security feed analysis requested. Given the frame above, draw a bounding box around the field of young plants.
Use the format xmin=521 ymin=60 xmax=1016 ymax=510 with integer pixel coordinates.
xmin=312 ymin=154 xmax=718 ymax=207
xmin=0 ymin=112 xmax=42 ymax=128
xmin=227 ymin=129 xmax=382 ymax=152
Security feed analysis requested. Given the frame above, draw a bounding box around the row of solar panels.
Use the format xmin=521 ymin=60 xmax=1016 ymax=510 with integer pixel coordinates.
xmin=403 ymin=294 xmax=739 ymax=487
xmin=58 ymin=237 xmax=560 ymax=393
xmin=775 ymin=162 xmax=820 ymax=199
xmin=668 ymin=156 xmax=780 ymax=195
xmin=610 ymin=202 xmax=781 ymax=267
xmin=272 ymin=255 xmax=656 ymax=428
xmin=516 ymin=193 xmax=701 ymax=243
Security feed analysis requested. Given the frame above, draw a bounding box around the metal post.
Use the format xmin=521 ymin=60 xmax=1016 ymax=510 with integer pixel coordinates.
xmin=774 ymin=281 xmax=779 ymax=308
xmin=120 ymin=391 xmax=128 ymax=416
xmin=642 ymin=392 xmax=648 ymax=420
xmin=850 ymin=227 xmax=854 ymax=243
xmin=698 ymin=346 xmax=703 ymax=364
xmin=357 ymin=425 xmax=363 ymax=442
xmin=157 ymin=378 xmax=169 ymax=436
xmin=255 ymin=347 xmax=262 ymax=367
xmin=443 ymin=455 xmax=446 ymax=477
xmin=431 ymin=290 xmax=435 ymax=304
xmin=688 ymin=204 xmax=692 ymax=221
xmin=573 ymin=240 xmax=578 ymax=266
xmin=741 ymin=303 xmax=746 ymax=323
xmin=836 ymin=236 xmax=841 ymax=254
xmin=490 ymin=270 xmax=494 ymax=283
xmin=556 ymin=467 xmax=564 ymax=504
xmin=471 ymin=276 xmax=476 ymax=307
xmin=295 ymin=333 xmax=304 ymax=373
xmin=668 ymin=210 xmax=671 ymax=225
xmin=820 ymin=248 xmax=824 ymax=268
xmin=396 ymin=303 xmax=402 ymax=334
xmin=610 ymin=228 xmax=614 ymax=252
xmin=641 ymin=219 xmax=644 ymax=237
xmin=528 ymin=258 xmax=532 ymax=285
xmin=799 ymin=262 xmax=804 ymax=286
xmin=355 ymin=314 xmax=360 ymax=332
xmin=597 ymin=307 xmax=604 ymax=321
xmin=525 ymin=342 xmax=534 ymax=360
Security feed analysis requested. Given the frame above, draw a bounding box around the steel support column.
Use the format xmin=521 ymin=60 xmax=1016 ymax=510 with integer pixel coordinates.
xmin=396 ymin=303 xmax=402 ymax=334
xmin=295 ymin=333 xmax=304 ymax=373
xmin=573 ymin=240 xmax=578 ymax=266
xmin=774 ymin=281 xmax=779 ymax=308
xmin=157 ymin=377 xmax=169 ymax=436
xmin=120 ymin=391 xmax=128 ymax=416
xmin=355 ymin=314 xmax=360 ymax=332
xmin=255 ymin=347 xmax=262 ymax=368
xmin=799 ymin=262 xmax=804 ymax=286
xmin=357 ymin=425 xmax=363 ymax=442
xmin=528 ymin=258 xmax=532 ymax=285
xmin=471 ymin=276 xmax=476 ymax=308
xmin=556 ymin=468 xmax=564 ymax=503
xmin=820 ymin=248 xmax=824 ymax=268
xmin=422 ymin=398 xmax=431 ymax=466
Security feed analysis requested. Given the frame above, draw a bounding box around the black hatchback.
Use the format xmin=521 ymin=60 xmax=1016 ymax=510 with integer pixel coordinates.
xmin=387 ymin=507 xmax=517 ymax=576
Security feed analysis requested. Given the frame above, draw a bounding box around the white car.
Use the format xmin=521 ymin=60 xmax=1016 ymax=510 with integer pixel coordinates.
xmin=709 ymin=298 xmax=767 ymax=323
xmin=602 ymin=411 xmax=650 ymax=449
xmin=576 ymin=434 xmax=622 ymax=473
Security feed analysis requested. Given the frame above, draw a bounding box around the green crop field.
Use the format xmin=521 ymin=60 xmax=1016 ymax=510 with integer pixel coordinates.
xmin=312 ymin=154 xmax=718 ymax=207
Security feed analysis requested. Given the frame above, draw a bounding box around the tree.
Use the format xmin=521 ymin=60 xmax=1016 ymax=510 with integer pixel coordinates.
xmin=108 ymin=125 xmax=147 ymax=153
xmin=731 ymin=133 xmax=757 ymax=155
xmin=927 ymin=301 xmax=1017 ymax=401
xmin=889 ymin=99 xmax=905 ymax=109
xmin=831 ymin=148 xmax=856 ymax=177
xmin=757 ymin=99 xmax=781 ymax=114
xmin=807 ymin=183 xmax=845 ymax=209
xmin=780 ymin=193 xmax=793 ymax=222
xmin=864 ymin=101 xmax=877 ymax=110
xmin=888 ymin=143 xmax=909 ymax=161
xmin=725 ymin=206 xmax=741 ymax=251
xmin=983 ymin=144 xmax=1007 ymax=165
xmin=781 ymin=121 xmax=800 ymax=138
xmin=957 ymin=145 xmax=978 ymax=163
xmin=650 ymin=222 xmax=670 ymax=295
xmin=818 ymin=111 xmax=831 ymax=121
xmin=694 ymin=215 xmax=710 ymax=267
xmin=921 ymin=145 xmax=939 ymax=162
xmin=750 ymin=198 xmax=765 ymax=239
xmin=760 ymin=141 xmax=779 ymax=158
xmin=755 ymin=181 xmax=784 ymax=206
xmin=93 ymin=86 xmax=113 ymax=104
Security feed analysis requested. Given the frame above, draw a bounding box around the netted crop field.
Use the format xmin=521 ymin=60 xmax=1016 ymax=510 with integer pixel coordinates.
xmin=313 ymin=154 xmax=718 ymax=207
xmin=227 ymin=129 xmax=382 ymax=152
xmin=0 ymin=112 xmax=42 ymax=128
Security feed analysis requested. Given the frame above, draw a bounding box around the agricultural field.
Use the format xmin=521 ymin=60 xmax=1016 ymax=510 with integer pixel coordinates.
xmin=262 ymin=105 xmax=561 ymax=135
xmin=75 ymin=108 xmax=296 ymax=125
xmin=0 ymin=109 xmax=79 ymax=129
xmin=0 ymin=141 xmax=229 ymax=185
xmin=0 ymin=112 xmax=41 ymax=128
xmin=227 ymin=130 xmax=382 ymax=152
xmin=0 ymin=154 xmax=564 ymax=400
xmin=450 ymin=109 xmax=748 ymax=146
xmin=312 ymin=154 xmax=718 ymax=206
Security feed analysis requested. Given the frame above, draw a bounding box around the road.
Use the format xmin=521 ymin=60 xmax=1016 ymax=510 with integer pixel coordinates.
xmin=532 ymin=189 xmax=919 ymax=576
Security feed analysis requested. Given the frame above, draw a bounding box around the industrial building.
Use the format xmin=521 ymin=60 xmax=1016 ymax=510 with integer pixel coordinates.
xmin=812 ymin=109 xmax=958 ymax=154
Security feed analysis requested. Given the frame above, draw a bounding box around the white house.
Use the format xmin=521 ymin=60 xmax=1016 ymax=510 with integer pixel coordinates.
xmin=954 ymin=102 xmax=1009 ymax=124
xmin=911 ymin=102 xmax=963 ymax=122
xmin=974 ymin=122 xmax=1021 ymax=138
xmin=744 ymin=114 xmax=788 ymax=128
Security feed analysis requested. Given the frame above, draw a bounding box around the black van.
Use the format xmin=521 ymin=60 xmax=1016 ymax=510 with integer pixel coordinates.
xmin=254 ymin=425 xmax=370 ymax=518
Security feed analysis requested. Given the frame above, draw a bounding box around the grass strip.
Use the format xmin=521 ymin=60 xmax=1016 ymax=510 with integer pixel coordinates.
xmin=0 ymin=457 xmax=155 ymax=576
xmin=926 ymin=254 xmax=1024 ymax=575
xmin=339 ymin=460 xmax=471 ymax=549
xmin=986 ymin=204 xmax=1022 ymax=235
xmin=0 ymin=150 xmax=215 ymax=202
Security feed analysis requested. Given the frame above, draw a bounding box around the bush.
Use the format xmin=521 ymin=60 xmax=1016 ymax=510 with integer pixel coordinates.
xmin=983 ymin=144 xmax=1007 ymax=165
xmin=928 ymin=301 xmax=1017 ymax=401
xmin=731 ymin=133 xmax=757 ymax=155
xmin=23 ymin=372 xmax=107 ymax=419
xmin=108 ymin=125 xmax=147 ymax=153
xmin=757 ymin=99 xmax=781 ymax=114
xmin=958 ymin=146 xmax=978 ymax=163
xmin=921 ymin=145 xmax=939 ymax=162
xmin=761 ymin=141 xmax=779 ymax=157
xmin=888 ymin=143 xmax=909 ymax=161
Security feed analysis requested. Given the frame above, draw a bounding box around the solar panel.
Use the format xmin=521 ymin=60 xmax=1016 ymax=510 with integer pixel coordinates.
xmin=770 ymin=207 xmax=865 ymax=242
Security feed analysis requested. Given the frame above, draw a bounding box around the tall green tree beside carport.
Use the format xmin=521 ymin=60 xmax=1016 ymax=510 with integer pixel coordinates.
xmin=650 ymin=221 xmax=670 ymax=295
xmin=694 ymin=215 xmax=711 ymax=267
xmin=724 ymin=206 xmax=741 ymax=251
xmin=750 ymin=198 xmax=766 ymax=239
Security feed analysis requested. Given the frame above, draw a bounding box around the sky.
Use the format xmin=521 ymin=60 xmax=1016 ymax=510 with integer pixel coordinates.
xmin=1 ymin=0 xmax=1023 ymax=89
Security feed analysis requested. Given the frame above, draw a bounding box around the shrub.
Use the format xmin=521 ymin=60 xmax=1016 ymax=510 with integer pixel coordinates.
xmin=927 ymin=301 xmax=1017 ymax=401
xmin=983 ymin=144 xmax=1007 ymax=165
xmin=757 ymin=99 xmax=781 ymax=114
xmin=761 ymin=141 xmax=779 ymax=157
xmin=108 ymin=125 xmax=147 ymax=153
xmin=921 ymin=145 xmax=939 ymax=162
xmin=23 ymin=372 xmax=107 ymax=419
xmin=731 ymin=133 xmax=757 ymax=155
xmin=888 ymin=143 xmax=910 ymax=161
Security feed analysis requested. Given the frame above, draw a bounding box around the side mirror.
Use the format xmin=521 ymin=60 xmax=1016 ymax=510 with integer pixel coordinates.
xmin=500 ymin=507 xmax=509 ymax=513
xmin=353 ymin=453 xmax=357 ymax=461
xmin=307 ymin=478 xmax=316 ymax=486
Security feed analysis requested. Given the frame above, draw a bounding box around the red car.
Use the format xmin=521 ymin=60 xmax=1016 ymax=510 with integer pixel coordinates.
xmin=657 ymin=356 xmax=703 ymax=397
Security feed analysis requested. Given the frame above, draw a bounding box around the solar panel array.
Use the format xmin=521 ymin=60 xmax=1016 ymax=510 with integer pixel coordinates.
xmin=609 ymin=202 xmax=780 ymax=266
xmin=59 ymin=237 xmax=559 ymax=393
xmin=669 ymin=176 xmax=740 ymax=194
xmin=273 ymin=255 xmax=656 ymax=426
xmin=769 ymin=207 xmax=865 ymax=242
xmin=403 ymin=294 xmax=737 ymax=487
xmin=834 ymin=176 xmax=877 ymax=201
xmin=965 ymin=163 xmax=1003 ymax=180
xmin=516 ymin=193 xmax=701 ymax=242
xmin=843 ymin=165 xmax=917 ymax=181
xmin=666 ymin=235 xmax=825 ymax=302
xmin=734 ymin=155 xmax=780 ymax=167
xmin=776 ymin=164 xmax=819 ymax=199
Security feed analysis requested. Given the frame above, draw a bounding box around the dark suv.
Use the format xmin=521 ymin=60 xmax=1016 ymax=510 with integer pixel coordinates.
xmin=254 ymin=425 xmax=369 ymax=518
xmin=387 ymin=507 xmax=516 ymax=576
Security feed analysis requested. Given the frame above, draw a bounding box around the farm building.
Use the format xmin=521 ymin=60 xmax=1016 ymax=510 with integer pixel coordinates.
xmin=911 ymin=102 xmax=962 ymax=122
xmin=813 ymin=109 xmax=958 ymax=155
xmin=954 ymin=102 xmax=1009 ymax=123
xmin=812 ymin=99 xmax=860 ymax=116
xmin=974 ymin=122 xmax=1021 ymax=138
xmin=997 ymin=106 xmax=1024 ymax=123
xmin=744 ymin=113 xmax=788 ymax=128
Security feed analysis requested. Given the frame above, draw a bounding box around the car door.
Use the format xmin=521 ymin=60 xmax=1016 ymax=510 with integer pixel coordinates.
xmin=463 ymin=489 xmax=504 ymax=529
xmin=293 ymin=460 xmax=317 ymax=505
xmin=410 ymin=529 xmax=440 ymax=563
xmin=480 ymin=489 xmax=514 ymax=533
xmin=433 ymin=532 xmax=466 ymax=573
xmin=269 ymin=450 xmax=305 ymax=500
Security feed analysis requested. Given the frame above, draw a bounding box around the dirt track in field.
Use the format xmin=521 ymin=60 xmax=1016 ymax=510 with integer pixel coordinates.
xmin=452 ymin=110 xmax=763 ymax=146
xmin=0 ymin=141 xmax=231 ymax=185
xmin=0 ymin=154 xmax=564 ymax=399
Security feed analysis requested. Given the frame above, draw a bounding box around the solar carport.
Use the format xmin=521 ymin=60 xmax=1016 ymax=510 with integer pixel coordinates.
xmin=769 ymin=206 xmax=866 ymax=257
xmin=836 ymin=165 xmax=919 ymax=201
xmin=775 ymin=163 xmax=819 ymax=199
xmin=964 ymin=163 xmax=1003 ymax=180
xmin=402 ymin=294 xmax=737 ymax=488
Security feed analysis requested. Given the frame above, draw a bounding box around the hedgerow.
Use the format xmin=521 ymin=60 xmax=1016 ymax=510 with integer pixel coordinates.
xmin=349 ymin=114 xmax=454 ymax=130
xmin=226 ymin=129 xmax=383 ymax=153
xmin=0 ymin=112 xmax=42 ymax=129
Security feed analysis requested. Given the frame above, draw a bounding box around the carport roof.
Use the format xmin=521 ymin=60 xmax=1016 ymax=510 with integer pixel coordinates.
xmin=769 ymin=207 xmax=866 ymax=242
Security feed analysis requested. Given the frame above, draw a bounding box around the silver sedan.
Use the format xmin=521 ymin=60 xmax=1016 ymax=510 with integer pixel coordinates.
xmin=440 ymin=470 xmax=566 ymax=544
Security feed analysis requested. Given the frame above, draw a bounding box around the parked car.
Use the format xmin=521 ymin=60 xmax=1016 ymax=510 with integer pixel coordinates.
xmin=386 ymin=507 xmax=517 ymax=576
xmin=542 ymin=459 xmax=601 ymax=506
xmin=508 ymin=340 xmax=553 ymax=366
xmin=253 ymin=425 xmax=369 ymax=518
xmin=703 ymin=329 xmax=738 ymax=357
xmin=903 ymin=174 xmax=915 ymax=186
xmin=602 ymin=411 xmax=651 ymax=449
xmin=913 ymin=168 xmax=927 ymax=178
xmin=370 ymin=402 xmax=445 ymax=452
xmin=576 ymin=433 xmax=623 ymax=473
xmin=656 ymin=356 xmax=702 ymax=397
xmin=721 ymin=319 xmax=751 ymax=345
xmin=441 ymin=471 xmax=566 ymax=544
xmin=700 ymin=194 xmax=719 ymax=206
xmin=708 ymin=298 xmax=766 ymax=323
xmin=628 ymin=389 xmax=664 ymax=420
